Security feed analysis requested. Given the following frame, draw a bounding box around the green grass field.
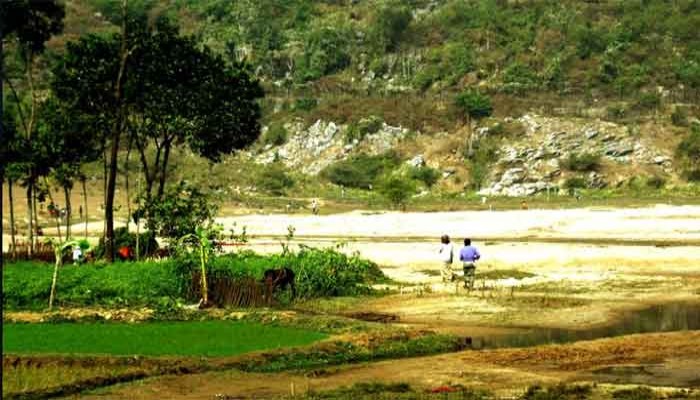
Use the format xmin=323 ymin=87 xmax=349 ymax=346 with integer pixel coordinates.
xmin=3 ymin=321 xmax=327 ymax=357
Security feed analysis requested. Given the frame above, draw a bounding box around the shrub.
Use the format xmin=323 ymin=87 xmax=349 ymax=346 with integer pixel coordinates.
xmin=141 ymin=182 xmax=217 ymax=243
xmin=258 ymin=163 xmax=295 ymax=195
xmin=563 ymin=177 xmax=587 ymax=194
xmin=523 ymin=384 xmax=592 ymax=400
xmin=322 ymin=152 xmax=400 ymax=189
xmin=3 ymin=247 xmax=386 ymax=309
xmin=262 ymin=123 xmax=288 ymax=146
xmin=295 ymin=26 xmax=351 ymax=82
xmin=562 ymin=152 xmax=601 ymax=172
xmin=634 ymin=92 xmax=661 ymax=110
xmin=646 ymin=175 xmax=666 ymax=189
xmin=345 ymin=116 xmax=383 ymax=144
xmin=677 ymin=127 xmax=700 ymax=177
xmin=186 ymin=247 xmax=385 ymax=300
xmin=409 ymin=166 xmax=441 ymax=188
xmin=293 ymin=97 xmax=318 ymax=111
xmin=377 ymin=175 xmax=417 ymax=209
xmin=94 ymin=227 xmax=159 ymax=259
xmin=671 ymin=106 xmax=689 ymax=127
xmin=3 ymin=260 xmax=183 ymax=310
xmin=611 ymin=386 xmax=655 ymax=400
xmin=502 ymin=62 xmax=540 ymax=94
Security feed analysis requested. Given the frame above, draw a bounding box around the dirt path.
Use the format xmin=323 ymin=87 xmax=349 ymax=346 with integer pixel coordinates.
xmin=69 ymin=331 xmax=700 ymax=399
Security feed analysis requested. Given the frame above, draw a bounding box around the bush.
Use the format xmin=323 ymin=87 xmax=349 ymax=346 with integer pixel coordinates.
xmin=322 ymin=152 xmax=400 ymax=189
xmin=677 ymin=127 xmax=700 ymax=179
xmin=409 ymin=166 xmax=441 ymax=188
xmin=345 ymin=116 xmax=383 ymax=144
xmin=295 ymin=26 xmax=351 ymax=82
xmin=523 ymin=384 xmax=592 ymax=400
xmin=185 ymin=247 xmax=385 ymax=300
xmin=562 ymin=152 xmax=601 ymax=172
xmin=377 ymin=175 xmax=417 ymax=209
xmin=141 ymin=182 xmax=217 ymax=243
xmin=563 ymin=177 xmax=587 ymax=194
xmin=634 ymin=92 xmax=661 ymax=110
xmin=3 ymin=260 xmax=183 ymax=310
xmin=611 ymin=386 xmax=655 ymax=400
xmin=94 ymin=227 xmax=159 ymax=259
xmin=258 ymin=163 xmax=295 ymax=195
xmin=3 ymin=247 xmax=386 ymax=309
xmin=502 ymin=62 xmax=540 ymax=94
xmin=293 ymin=97 xmax=318 ymax=111
xmin=671 ymin=106 xmax=689 ymax=127
xmin=262 ymin=123 xmax=288 ymax=146
xmin=646 ymin=175 xmax=666 ymax=189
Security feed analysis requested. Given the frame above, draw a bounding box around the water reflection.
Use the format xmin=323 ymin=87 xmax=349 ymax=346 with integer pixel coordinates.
xmin=470 ymin=302 xmax=700 ymax=350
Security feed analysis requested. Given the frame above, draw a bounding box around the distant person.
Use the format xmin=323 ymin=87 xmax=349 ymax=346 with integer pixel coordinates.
xmin=311 ymin=199 xmax=319 ymax=215
xmin=438 ymin=235 xmax=454 ymax=283
xmin=521 ymin=200 xmax=528 ymax=210
xmin=79 ymin=205 xmax=83 ymax=219
xmin=72 ymin=246 xmax=83 ymax=265
xmin=459 ymin=238 xmax=481 ymax=290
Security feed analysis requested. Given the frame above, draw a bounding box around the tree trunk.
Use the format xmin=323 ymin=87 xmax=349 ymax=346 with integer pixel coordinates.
xmin=157 ymin=141 xmax=172 ymax=199
xmin=44 ymin=179 xmax=62 ymax=242
xmin=26 ymin=183 xmax=34 ymax=258
xmin=48 ymin=249 xmax=63 ymax=310
xmin=103 ymin=147 xmax=108 ymax=241
xmin=64 ymin=185 xmax=72 ymax=239
xmin=9 ymin=179 xmax=17 ymax=259
xmin=105 ymin=0 xmax=130 ymax=262
xmin=82 ymin=177 xmax=88 ymax=238
xmin=125 ymin=136 xmax=132 ymax=233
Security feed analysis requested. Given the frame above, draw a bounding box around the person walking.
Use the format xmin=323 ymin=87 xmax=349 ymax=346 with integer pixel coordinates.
xmin=311 ymin=199 xmax=319 ymax=215
xmin=438 ymin=235 xmax=454 ymax=283
xmin=459 ymin=238 xmax=481 ymax=290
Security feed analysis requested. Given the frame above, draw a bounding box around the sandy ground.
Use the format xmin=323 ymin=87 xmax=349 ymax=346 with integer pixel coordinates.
xmin=217 ymin=204 xmax=700 ymax=241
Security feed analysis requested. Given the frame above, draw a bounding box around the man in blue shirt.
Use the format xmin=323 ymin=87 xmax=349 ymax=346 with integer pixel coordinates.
xmin=459 ymin=238 xmax=481 ymax=290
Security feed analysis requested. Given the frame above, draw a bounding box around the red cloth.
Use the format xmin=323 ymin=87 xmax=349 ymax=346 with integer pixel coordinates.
xmin=118 ymin=246 xmax=131 ymax=260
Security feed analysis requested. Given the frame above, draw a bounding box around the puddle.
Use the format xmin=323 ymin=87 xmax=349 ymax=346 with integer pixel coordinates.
xmin=468 ymin=302 xmax=700 ymax=349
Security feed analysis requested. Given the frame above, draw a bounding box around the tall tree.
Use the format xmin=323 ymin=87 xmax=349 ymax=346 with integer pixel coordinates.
xmin=128 ymin=18 xmax=263 ymax=201
xmin=1 ymin=0 xmax=65 ymax=256
xmin=455 ymin=89 xmax=493 ymax=157
xmin=36 ymin=97 xmax=101 ymax=239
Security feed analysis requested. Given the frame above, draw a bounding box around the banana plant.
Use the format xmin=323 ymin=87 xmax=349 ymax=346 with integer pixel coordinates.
xmin=48 ymin=238 xmax=86 ymax=310
xmin=178 ymin=224 xmax=223 ymax=306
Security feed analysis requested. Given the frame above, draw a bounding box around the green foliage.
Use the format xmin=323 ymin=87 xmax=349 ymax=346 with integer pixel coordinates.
xmin=467 ymin=137 xmax=499 ymax=190
xmin=562 ymin=152 xmax=601 ymax=172
xmin=0 ymin=0 xmax=65 ymax=53
xmin=368 ymin=1 xmax=412 ymax=53
xmin=322 ymin=152 xmax=400 ymax=189
xmin=646 ymin=175 xmax=666 ymax=189
xmin=3 ymin=261 xmax=183 ymax=310
xmin=262 ymin=123 xmax=289 ymax=146
xmin=258 ymin=163 xmax=295 ymax=195
xmin=239 ymin=333 xmax=465 ymax=373
xmin=377 ymin=175 xmax=417 ymax=209
xmin=94 ymin=227 xmax=159 ymax=259
xmin=409 ymin=166 xmax=440 ymax=188
xmin=344 ymin=116 xmax=383 ymax=144
xmin=455 ymin=89 xmax=493 ymax=123
xmin=413 ymin=42 xmax=475 ymax=90
xmin=502 ymin=62 xmax=540 ymax=94
xmin=677 ymin=126 xmax=700 ymax=177
xmin=197 ymin=247 xmax=385 ymax=300
xmin=295 ymin=25 xmax=351 ymax=82
xmin=563 ymin=177 xmax=587 ymax=194
xmin=3 ymin=321 xmax=325 ymax=357
xmin=634 ymin=92 xmax=661 ymax=111
xmin=294 ymin=97 xmax=318 ymax=111
xmin=141 ymin=181 xmax=218 ymax=243
xmin=611 ymin=387 xmax=655 ymax=400
xmin=671 ymin=106 xmax=689 ymax=127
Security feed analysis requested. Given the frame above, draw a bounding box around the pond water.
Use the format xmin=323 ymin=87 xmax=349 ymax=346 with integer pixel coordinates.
xmin=469 ymin=302 xmax=700 ymax=350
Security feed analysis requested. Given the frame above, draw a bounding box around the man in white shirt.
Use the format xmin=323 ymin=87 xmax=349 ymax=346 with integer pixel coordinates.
xmin=438 ymin=235 xmax=454 ymax=283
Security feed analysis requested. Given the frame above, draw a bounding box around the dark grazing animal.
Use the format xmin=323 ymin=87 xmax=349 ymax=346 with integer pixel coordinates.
xmin=262 ymin=267 xmax=296 ymax=300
